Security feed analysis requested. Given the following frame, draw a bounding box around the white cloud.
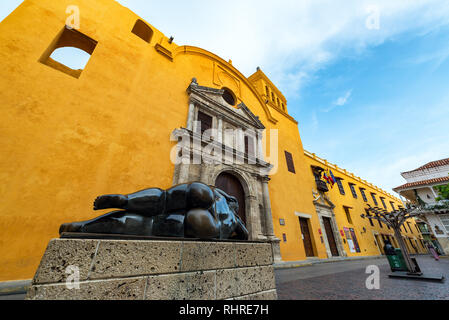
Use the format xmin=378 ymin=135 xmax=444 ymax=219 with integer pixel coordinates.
xmin=116 ymin=0 xmax=449 ymax=97
xmin=335 ymin=90 xmax=353 ymax=107
xmin=321 ymin=89 xmax=352 ymax=112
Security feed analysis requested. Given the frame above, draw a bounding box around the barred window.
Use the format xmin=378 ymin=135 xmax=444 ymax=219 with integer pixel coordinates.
xmin=365 ymin=209 xmax=374 ymax=227
xmin=371 ymin=193 xmax=378 ymax=206
xmin=336 ymin=178 xmax=345 ymax=195
xmin=360 ymin=188 xmax=368 ymax=202
xmin=349 ymin=183 xmax=357 ymax=199
xmin=380 ymin=197 xmax=387 ymax=210
xmin=390 ymin=201 xmax=396 ymax=211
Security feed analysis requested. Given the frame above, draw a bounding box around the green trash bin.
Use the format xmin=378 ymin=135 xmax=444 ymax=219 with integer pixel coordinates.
xmin=384 ymin=243 xmax=408 ymax=272
xmin=388 ymin=248 xmax=408 ymax=272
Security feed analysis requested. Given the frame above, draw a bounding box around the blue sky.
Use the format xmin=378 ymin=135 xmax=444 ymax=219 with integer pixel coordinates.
xmin=1 ymin=0 xmax=449 ymax=194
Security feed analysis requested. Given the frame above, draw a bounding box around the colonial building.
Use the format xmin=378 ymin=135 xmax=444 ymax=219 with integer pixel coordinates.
xmin=304 ymin=152 xmax=426 ymax=259
xmin=0 ymin=0 xmax=424 ymax=282
xmin=393 ymin=158 xmax=449 ymax=254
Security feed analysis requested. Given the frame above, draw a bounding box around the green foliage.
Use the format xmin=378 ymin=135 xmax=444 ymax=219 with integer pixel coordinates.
xmin=435 ymin=183 xmax=449 ymax=201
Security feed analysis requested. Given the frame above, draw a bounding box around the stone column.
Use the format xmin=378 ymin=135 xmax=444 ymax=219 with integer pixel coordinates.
xmin=261 ymin=176 xmax=282 ymax=262
xmin=247 ymin=194 xmax=263 ymax=241
xmin=217 ymin=116 xmax=223 ymax=144
xmin=177 ymin=150 xmax=191 ymax=184
xmin=262 ymin=177 xmax=275 ymax=238
xmin=257 ymin=130 xmax=264 ymax=161
xmin=186 ymin=102 xmax=195 ymax=131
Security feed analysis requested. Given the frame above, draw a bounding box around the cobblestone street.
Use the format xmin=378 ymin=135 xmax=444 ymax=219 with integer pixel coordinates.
xmin=276 ymin=255 xmax=449 ymax=300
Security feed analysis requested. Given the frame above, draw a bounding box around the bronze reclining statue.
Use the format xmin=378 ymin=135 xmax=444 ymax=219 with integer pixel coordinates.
xmin=59 ymin=182 xmax=249 ymax=240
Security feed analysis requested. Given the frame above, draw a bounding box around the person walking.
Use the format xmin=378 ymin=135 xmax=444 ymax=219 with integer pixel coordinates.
xmin=427 ymin=242 xmax=440 ymax=261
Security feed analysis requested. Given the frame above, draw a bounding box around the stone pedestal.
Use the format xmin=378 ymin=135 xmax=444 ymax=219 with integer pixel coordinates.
xmin=26 ymin=238 xmax=277 ymax=300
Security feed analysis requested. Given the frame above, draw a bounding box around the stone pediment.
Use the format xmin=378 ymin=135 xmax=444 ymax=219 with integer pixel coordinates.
xmin=187 ymin=79 xmax=265 ymax=130
xmin=313 ymin=190 xmax=336 ymax=209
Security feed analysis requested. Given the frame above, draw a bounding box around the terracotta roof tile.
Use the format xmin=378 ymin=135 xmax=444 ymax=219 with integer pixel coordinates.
xmin=403 ymin=158 xmax=449 ymax=174
xmin=393 ymin=176 xmax=449 ymax=192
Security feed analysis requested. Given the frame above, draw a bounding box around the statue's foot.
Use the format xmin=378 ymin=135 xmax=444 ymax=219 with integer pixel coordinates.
xmin=59 ymin=222 xmax=83 ymax=234
xmin=93 ymin=194 xmax=128 ymax=210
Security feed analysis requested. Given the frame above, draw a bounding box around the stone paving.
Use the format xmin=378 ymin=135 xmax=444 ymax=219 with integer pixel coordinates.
xmin=276 ymin=255 xmax=449 ymax=300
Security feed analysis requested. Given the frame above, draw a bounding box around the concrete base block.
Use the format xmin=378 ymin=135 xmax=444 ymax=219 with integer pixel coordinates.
xmin=26 ymin=238 xmax=277 ymax=300
xmin=388 ymin=272 xmax=445 ymax=282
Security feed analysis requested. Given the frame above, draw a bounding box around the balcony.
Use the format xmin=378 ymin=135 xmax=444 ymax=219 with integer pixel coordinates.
xmin=316 ymin=179 xmax=329 ymax=193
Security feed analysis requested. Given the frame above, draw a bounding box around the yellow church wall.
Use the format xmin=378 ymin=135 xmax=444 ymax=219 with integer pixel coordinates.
xmin=266 ymin=111 xmax=328 ymax=261
xmin=0 ymin=0 xmax=323 ymax=280
xmin=0 ymin=0 xmax=192 ymax=281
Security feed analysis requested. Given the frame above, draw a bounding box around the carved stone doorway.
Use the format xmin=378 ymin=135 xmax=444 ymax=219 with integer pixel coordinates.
xmin=215 ymin=172 xmax=246 ymax=224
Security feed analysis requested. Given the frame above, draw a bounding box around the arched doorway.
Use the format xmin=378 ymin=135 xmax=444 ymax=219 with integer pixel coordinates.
xmin=215 ymin=172 xmax=246 ymax=224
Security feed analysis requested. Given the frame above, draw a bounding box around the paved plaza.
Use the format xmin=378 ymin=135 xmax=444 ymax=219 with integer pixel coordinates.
xmin=1 ymin=255 xmax=447 ymax=300
xmin=276 ymin=255 xmax=449 ymax=300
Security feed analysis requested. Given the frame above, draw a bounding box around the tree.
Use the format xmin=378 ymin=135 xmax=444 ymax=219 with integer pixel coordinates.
xmin=361 ymin=205 xmax=422 ymax=274
xmin=435 ymin=183 xmax=449 ymax=201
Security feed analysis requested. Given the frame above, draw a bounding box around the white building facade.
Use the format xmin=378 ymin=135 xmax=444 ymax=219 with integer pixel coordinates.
xmin=393 ymin=158 xmax=449 ymax=255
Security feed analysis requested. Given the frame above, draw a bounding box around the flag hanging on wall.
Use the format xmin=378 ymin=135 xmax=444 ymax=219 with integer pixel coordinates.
xmin=329 ymin=170 xmax=337 ymax=188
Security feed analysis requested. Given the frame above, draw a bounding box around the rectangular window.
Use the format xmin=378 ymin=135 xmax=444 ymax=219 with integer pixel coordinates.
xmin=371 ymin=193 xmax=378 ymax=206
xmin=360 ymin=188 xmax=368 ymax=202
xmin=377 ymin=215 xmax=383 ymax=228
xmin=349 ymin=183 xmax=357 ymax=199
xmin=365 ymin=209 xmax=374 ymax=227
xmin=285 ymin=151 xmax=296 ymax=174
xmin=390 ymin=201 xmax=396 ymax=211
xmin=244 ymin=135 xmax=255 ymax=157
xmin=440 ymin=215 xmax=449 ymax=233
xmin=336 ymin=178 xmax=345 ymax=195
xmin=344 ymin=206 xmax=353 ymax=224
xmin=380 ymin=197 xmax=387 ymax=210
xmin=282 ymin=233 xmax=287 ymax=242
xmin=197 ymin=111 xmax=213 ymax=135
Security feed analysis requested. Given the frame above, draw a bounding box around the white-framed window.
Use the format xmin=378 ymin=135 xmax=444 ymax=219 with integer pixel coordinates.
xmin=440 ymin=215 xmax=449 ymax=233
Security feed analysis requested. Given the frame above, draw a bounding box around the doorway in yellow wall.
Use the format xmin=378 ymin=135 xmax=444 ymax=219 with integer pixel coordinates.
xmin=374 ymin=234 xmax=385 ymax=255
xmin=299 ymin=217 xmax=315 ymax=257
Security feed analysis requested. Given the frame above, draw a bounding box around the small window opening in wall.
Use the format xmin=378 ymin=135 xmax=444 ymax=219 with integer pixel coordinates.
xmin=344 ymin=206 xmax=353 ymax=224
xmin=39 ymin=26 xmax=97 ymax=79
xmin=244 ymin=135 xmax=255 ymax=158
xmin=132 ymin=19 xmax=153 ymax=43
xmin=282 ymin=233 xmax=287 ymax=242
xmin=222 ymin=88 xmax=236 ymax=106
xmin=285 ymin=151 xmax=296 ymax=174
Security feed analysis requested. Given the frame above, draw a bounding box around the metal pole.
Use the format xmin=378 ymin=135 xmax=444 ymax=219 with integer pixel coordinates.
xmin=393 ymin=226 xmax=416 ymax=273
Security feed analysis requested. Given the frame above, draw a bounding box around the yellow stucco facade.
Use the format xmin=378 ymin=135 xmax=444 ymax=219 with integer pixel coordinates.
xmin=0 ymin=0 xmax=424 ymax=282
xmin=304 ymin=151 xmax=427 ymax=259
